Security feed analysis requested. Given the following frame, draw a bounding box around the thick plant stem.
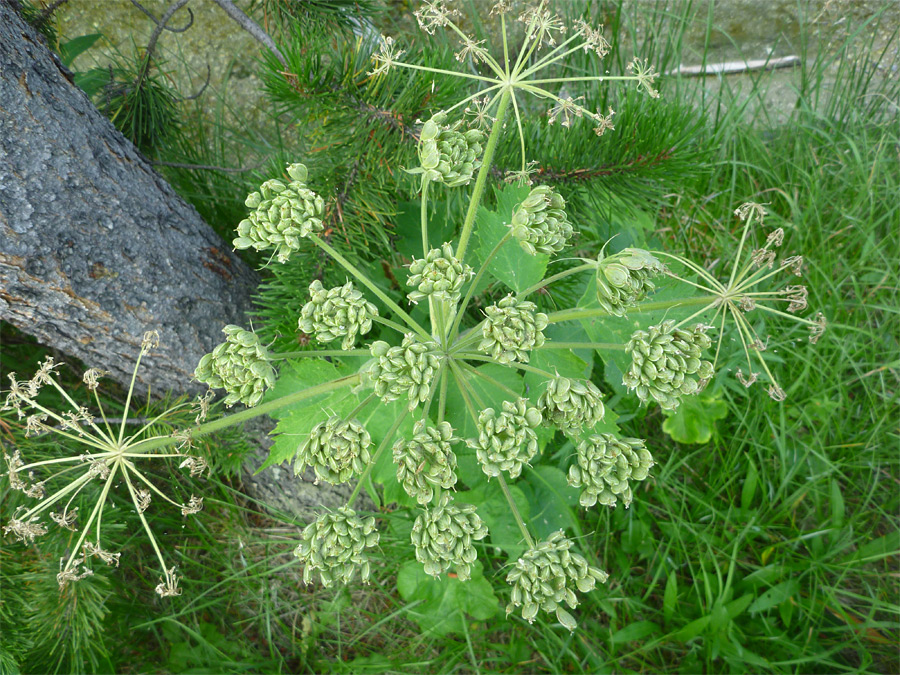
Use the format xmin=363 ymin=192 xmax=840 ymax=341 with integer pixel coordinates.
xmin=546 ymin=295 xmax=719 ymax=324
xmin=347 ymin=409 xmax=409 ymax=507
xmin=449 ymin=230 xmax=513 ymax=343
xmin=421 ymin=178 xmax=431 ymax=258
xmin=498 ymin=474 xmax=534 ymax=548
xmin=455 ymin=89 xmax=512 ymax=263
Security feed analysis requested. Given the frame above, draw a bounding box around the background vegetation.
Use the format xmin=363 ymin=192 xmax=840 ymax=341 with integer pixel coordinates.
xmin=2 ymin=1 xmax=897 ymax=672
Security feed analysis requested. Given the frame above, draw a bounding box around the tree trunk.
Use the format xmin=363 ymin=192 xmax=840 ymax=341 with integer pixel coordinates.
xmin=0 ymin=1 xmax=258 ymax=394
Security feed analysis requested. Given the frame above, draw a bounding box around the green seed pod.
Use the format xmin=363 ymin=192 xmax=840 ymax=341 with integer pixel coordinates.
xmin=467 ymin=399 xmax=542 ymax=479
xmin=368 ymin=334 xmax=442 ymax=410
xmin=538 ymin=377 xmax=605 ymax=433
xmin=394 ymin=420 xmax=458 ymax=505
xmin=508 ymin=185 xmax=575 ymax=256
xmin=298 ymin=280 xmax=378 ymax=350
xmin=568 ymin=434 xmax=654 ymax=508
xmin=623 ymin=320 xmax=714 ymax=410
xmin=479 ymin=295 xmax=548 ymax=364
xmin=411 ymin=493 xmax=488 ymax=581
xmin=407 ymin=242 xmax=473 ymax=305
xmin=505 ymin=530 xmax=608 ymax=630
xmin=232 ymin=163 xmax=325 ymax=263
xmin=194 ymin=326 xmax=276 ymax=407
xmin=295 ymin=415 xmax=372 ymax=485
xmin=595 ymin=248 xmax=667 ymax=317
xmin=416 ymin=112 xmax=486 ymax=187
xmin=294 ymin=507 xmax=379 ymax=587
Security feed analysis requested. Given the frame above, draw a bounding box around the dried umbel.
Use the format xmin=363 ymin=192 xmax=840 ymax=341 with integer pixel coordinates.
xmin=568 ymin=434 xmax=653 ymax=508
xmin=195 ymin=326 xmax=276 ymax=408
xmin=394 ymin=420 xmax=458 ymax=505
xmin=506 ymin=530 xmax=609 ymax=631
xmin=407 ymin=243 xmax=473 ymax=305
xmin=623 ymin=320 xmax=714 ymax=411
xmin=411 ymin=492 xmax=488 ymax=581
xmin=467 ymin=399 xmax=542 ymax=479
xmin=509 ymin=185 xmax=575 ymax=256
xmin=299 ymin=280 xmax=378 ymax=350
xmin=538 ymin=377 xmax=605 ymax=433
xmin=479 ymin=296 xmax=548 ymax=364
xmin=295 ymin=416 xmax=372 ymax=485
xmin=368 ymin=334 xmax=442 ymax=410
xmin=294 ymin=507 xmax=379 ymax=587
xmin=233 ymin=163 xmax=325 ymax=263
xmin=595 ymin=248 xmax=667 ymax=317
xmin=417 ymin=112 xmax=487 ymax=187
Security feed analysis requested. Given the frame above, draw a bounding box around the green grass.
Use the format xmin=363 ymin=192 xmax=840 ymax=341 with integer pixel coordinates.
xmin=2 ymin=2 xmax=898 ymax=673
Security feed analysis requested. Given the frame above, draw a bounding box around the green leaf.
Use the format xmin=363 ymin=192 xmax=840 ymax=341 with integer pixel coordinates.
xmin=672 ymin=615 xmax=710 ymax=642
xmin=59 ymin=33 xmax=102 ymax=67
xmin=520 ymin=465 xmax=579 ymax=539
xmin=610 ymin=621 xmax=660 ymax=644
xmin=472 ymin=185 xmax=548 ymax=293
xmin=444 ymin=363 xmax=524 ymax=441
xmin=748 ymin=580 xmax=799 ymax=614
xmin=392 ymin=200 xmax=455 ymax=261
xmin=661 ymin=392 xmax=728 ymax=444
xmin=741 ymin=459 xmax=759 ymax=510
xmin=830 ymin=478 xmax=845 ymax=530
xmin=396 ymin=559 xmax=499 ymax=636
xmin=465 ymin=483 xmax=531 ymax=559
xmin=663 ymin=572 xmax=678 ymax=626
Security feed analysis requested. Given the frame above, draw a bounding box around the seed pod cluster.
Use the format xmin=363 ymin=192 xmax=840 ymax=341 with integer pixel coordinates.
xmin=406 ymin=243 xmax=473 ymax=305
xmin=506 ymin=530 xmax=609 ymax=631
xmin=568 ymin=434 xmax=653 ymax=508
xmin=194 ymin=326 xmax=276 ymax=407
xmin=294 ymin=507 xmax=379 ymax=587
xmin=509 ymin=185 xmax=575 ymax=256
xmin=233 ymin=163 xmax=325 ymax=263
xmin=298 ymin=280 xmax=378 ymax=350
xmin=623 ymin=320 xmax=714 ymax=410
xmin=369 ymin=334 xmax=442 ymax=410
xmin=467 ymin=399 xmax=543 ymax=479
xmin=295 ymin=416 xmax=372 ymax=485
xmin=418 ymin=112 xmax=487 ymax=187
xmin=595 ymin=248 xmax=667 ymax=317
xmin=538 ymin=377 xmax=605 ymax=433
xmin=411 ymin=492 xmax=489 ymax=581
xmin=479 ymin=295 xmax=548 ymax=364
xmin=394 ymin=420 xmax=458 ymax=505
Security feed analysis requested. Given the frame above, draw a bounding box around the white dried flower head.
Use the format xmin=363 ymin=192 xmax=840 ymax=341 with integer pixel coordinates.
xmin=736 ymin=369 xmax=758 ymax=388
xmin=57 ymin=563 xmax=93 ymax=590
xmin=538 ymin=377 xmax=605 ymax=432
xmin=734 ymin=202 xmax=768 ymax=222
xmin=178 ymin=455 xmax=210 ymax=478
xmin=504 ymin=161 xmax=540 ymax=186
xmin=767 ymin=384 xmax=787 ymax=402
xmin=568 ymin=434 xmax=653 ymax=508
xmin=548 ymin=95 xmax=584 ymax=128
xmin=135 ymin=488 xmax=151 ymax=513
xmin=751 ymin=247 xmax=777 ymax=269
xmin=82 ymin=368 xmax=110 ymax=391
xmin=783 ymin=255 xmax=804 ymax=276
xmin=456 ymin=36 xmax=488 ymax=63
xmin=233 ymin=163 xmax=326 ymax=263
xmin=83 ymin=541 xmax=121 ymax=567
xmin=414 ymin=0 xmax=458 ymax=34
xmin=406 ymin=243 xmax=473 ymax=305
xmin=369 ymin=334 xmax=442 ymax=410
xmin=193 ymin=390 xmax=214 ymax=424
xmin=181 ymin=495 xmax=204 ymax=516
xmin=31 ymin=356 xmax=60 ymax=388
xmin=394 ymin=420 xmax=458 ymax=505
xmin=479 ymin=295 xmax=548 ymax=364
xmin=23 ymin=481 xmax=46 ymax=499
xmin=623 ymin=320 xmax=714 ymax=410
xmin=490 ymin=0 xmax=512 ymax=15
xmin=509 ymin=185 xmax=574 ymax=256
xmin=766 ymin=228 xmax=784 ymax=247
xmin=595 ymin=248 xmax=666 ymax=317
xmin=194 ymin=325 xmax=276 ymax=408
xmin=155 ymin=567 xmax=182 ymax=597
xmin=411 ymin=492 xmax=488 ymax=581
xmin=740 ymin=296 xmax=756 ymax=311
xmin=87 ymin=460 xmax=111 ymax=480
xmin=299 ymin=280 xmax=378 ymax=350
xmin=294 ymin=507 xmax=379 ymax=587
xmin=505 ymin=530 xmax=608 ymax=630
xmin=4 ymin=451 xmax=27 ymax=491
xmin=809 ymin=312 xmax=827 ymax=344
xmin=295 ymin=416 xmax=372 ymax=485
xmin=467 ymin=398 xmax=543 ymax=479
xmin=574 ymin=19 xmax=610 ymax=58
xmin=50 ymin=507 xmax=79 ymax=531
xmin=592 ymin=107 xmax=616 ymax=137
xmin=3 ymin=513 xmax=48 ymax=543
xmin=142 ymin=330 xmax=160 ymax=351
xmin=627 ymin=57 xmax=660 ymax=98
xmin=465 ymin=96 xmax=495 ymax=130
xmin=369 ymin=35 xmax=405 ymax=77
xmin=785 ymin=285 xmax=808 ymax=313
xmin=519 ymin=1 xmax=566 ymax=46
xmin=416 ymin=112 xmax=487 ymax=187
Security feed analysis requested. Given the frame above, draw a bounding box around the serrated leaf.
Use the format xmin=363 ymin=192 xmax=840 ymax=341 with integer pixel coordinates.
xmin=661 ymin=392 xmax=728 ymax=444
xmin=520 ymin=465 xmax=579 ymax=539
xmin=396 ymin=559 xmax=499 ymax=636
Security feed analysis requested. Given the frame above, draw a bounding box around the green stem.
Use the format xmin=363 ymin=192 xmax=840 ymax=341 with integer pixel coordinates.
xmin=421 ymin=178 xmax=431 ymax=258
xmin=518 ymin=262 xmax=595 ymax=298
xmin=449 ymin=231 xmax=513 ymax=344
xmin=547 ymin=295 xmax=718 ymax=324
xmin=536 ymin=342 xmax=626 ymax=351
xmin=457 ymin=360 xmax=520 ymax=399
xmin=437 ymin=365 xmax=449 ymax=423
xmin=455 ymin=89 xmax=512 ymax=263
xmin=347 ymin=409 xmax=409 ymax=508
xmin=456 ymin=353 xmax=555 ymax=379
xmin=271 ymin=349 xmax=370 ymax=360
xmin=308 ymin=234 xmax=430 ymax=340
xmin=391 ymin=60 xmax=499 ymax=84
xmin=498 ymin=473 xmax=534 ymax=548
xmin=372 ymin=315 xmax=413 ymax=335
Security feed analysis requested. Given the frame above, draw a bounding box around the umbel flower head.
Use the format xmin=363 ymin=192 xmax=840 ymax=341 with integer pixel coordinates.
xmin=595 ymin=248 xmax=667 ymax=317
xmin=394 ymin=420 xmax=458 ymax=505
xmin=411 ymin=492 xmax=488 ymax=581
xmin=538 ymin=377 xmax=605 ymax=433
xmin=407 ymin=242 xmax=473 ymax=305
xmin=233 ymin=163 xmax=325 ymax=264
xmin=568 ymin=434 xmax=654 ymax=508
xmin=368 ymin=334 xmax=442 ymax=410
xmin=294 ymin=506 xmax=379 ymax=587
xmin=623 ymin=320 xmax=714 ymax=410
xmin=194 ymin=325 xmax=276 ymax=408
xmin=467 ymin=399 xmax=543 ymax=479
xmin=506 ymin=530 xmax=609 ymax=631
xmin=479 ymin=295 xmax=548 ymax=364
xmin=295 ymin=416 xmax=372 ymax=485
xmin=415 ymin=112 xmax=487 ymax=187
xmin=509 ymin=185 xmax=575 ymax=256
xmin=299 ymin=280 xmax=378 ymax=350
